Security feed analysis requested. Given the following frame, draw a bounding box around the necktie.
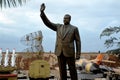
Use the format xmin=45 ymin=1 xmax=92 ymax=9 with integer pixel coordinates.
xmin=62 ymin=25 xmax=66 ymax=36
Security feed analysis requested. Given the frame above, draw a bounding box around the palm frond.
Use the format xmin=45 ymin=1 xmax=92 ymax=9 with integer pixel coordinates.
xmin=104 ymin=37 xmax=118 ymax=48
xmin=0 ymin=0 xmax=29 ymax=8
xmin=100 ymin=26 xmax=120 ymax=38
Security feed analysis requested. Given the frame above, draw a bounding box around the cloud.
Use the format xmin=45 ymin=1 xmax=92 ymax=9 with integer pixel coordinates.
xmin=106 ymin=20 xmax=120 ymax=27
xmin=0 ymin=13 xmax=15 ymax=24
xmin=0 ymin=0 xmax=120 ymax=52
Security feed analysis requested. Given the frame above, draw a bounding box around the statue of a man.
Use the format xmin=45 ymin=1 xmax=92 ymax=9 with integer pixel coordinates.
xmin=40 ymin=3 xmax=81 ymax=80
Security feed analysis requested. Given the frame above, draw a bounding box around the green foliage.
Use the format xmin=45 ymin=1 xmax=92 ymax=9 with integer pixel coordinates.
xmin=100 ymin=26 xmax=120 ymax=58
xmin=106 ymin=48 xmax=120 ymax=58
xmin=0 ymin=0 xmax=28 ymax=8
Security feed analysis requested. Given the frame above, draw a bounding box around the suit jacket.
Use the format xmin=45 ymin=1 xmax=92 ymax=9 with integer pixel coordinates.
xmin=40 ymin=12 xmax=81 ymax=57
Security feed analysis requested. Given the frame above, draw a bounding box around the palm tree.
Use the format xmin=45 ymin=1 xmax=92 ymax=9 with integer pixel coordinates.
xmin=0 ymin=0 xmax=28 ymax=8
xmin=100 ymin=26 xmax=120 ymax=58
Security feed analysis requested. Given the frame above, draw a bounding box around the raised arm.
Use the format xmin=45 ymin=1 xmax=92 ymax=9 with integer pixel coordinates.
xmin=40 ymin=3 xmax=57 ymax=31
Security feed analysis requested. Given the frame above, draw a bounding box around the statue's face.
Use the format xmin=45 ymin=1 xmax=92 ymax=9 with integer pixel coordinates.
xmin=63 ymin=15 xmax=71 ymax=25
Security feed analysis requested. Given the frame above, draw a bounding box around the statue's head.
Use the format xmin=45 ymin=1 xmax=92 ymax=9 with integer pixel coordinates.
xmin=63 ymin=14 xmax=71 ymax=25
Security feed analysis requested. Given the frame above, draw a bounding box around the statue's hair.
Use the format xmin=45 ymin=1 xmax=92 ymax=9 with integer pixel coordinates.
xmin=64 ymin=14 xmax=71 ymax=20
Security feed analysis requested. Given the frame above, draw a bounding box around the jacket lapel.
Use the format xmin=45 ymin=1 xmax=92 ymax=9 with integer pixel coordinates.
xmin=62 ymin=25 xmax=71 ymax=39
xmin=57 ymin=26 xmax=63 ymax=39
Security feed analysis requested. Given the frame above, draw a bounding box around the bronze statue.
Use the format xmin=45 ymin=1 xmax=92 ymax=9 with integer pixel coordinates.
xmin=40 ymin=3 xmax=81 ymax=80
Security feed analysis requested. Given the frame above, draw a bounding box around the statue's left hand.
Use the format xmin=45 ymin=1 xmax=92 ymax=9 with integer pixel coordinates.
xmin=76 ymin=52 xmax=80 ymax=60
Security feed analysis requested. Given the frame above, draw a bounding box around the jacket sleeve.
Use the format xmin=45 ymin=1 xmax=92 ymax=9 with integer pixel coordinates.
xmin=75 ymin=27 xmax=81 ymax=55
xmin=40 ymin=11 xmax=57 ymax=31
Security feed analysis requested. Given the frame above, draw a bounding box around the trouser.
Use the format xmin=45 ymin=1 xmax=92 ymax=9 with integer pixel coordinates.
xmin=57 ymin=53 xmax=78 ymax=80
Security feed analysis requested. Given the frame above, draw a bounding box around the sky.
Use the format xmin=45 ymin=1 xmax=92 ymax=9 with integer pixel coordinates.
xmin=0 ymin=0 xmax=120 ymax=52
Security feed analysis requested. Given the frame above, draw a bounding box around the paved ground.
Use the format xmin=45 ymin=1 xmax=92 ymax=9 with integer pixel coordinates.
xmin=17 ymin=72 xmax=104 ymax=80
